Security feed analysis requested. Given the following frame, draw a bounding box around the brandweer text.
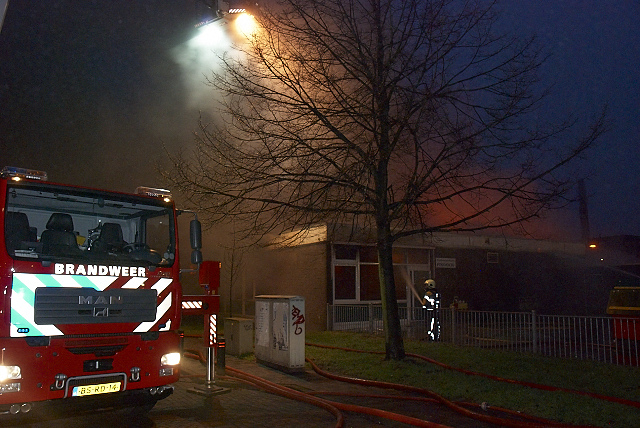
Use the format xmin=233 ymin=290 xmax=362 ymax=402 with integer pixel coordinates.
xmin=54 ymin=263 xmax=146 ymax=277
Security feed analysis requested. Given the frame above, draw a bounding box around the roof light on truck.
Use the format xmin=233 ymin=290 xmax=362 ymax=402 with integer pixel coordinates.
xmin=135 ymin=186 xmax=173 ymax=202
xmin=1 ymin=166 xmax=47 ymax=181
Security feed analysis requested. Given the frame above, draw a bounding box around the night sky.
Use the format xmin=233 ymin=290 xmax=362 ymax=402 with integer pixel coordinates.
xmin=1 ymin=1 xmax=639 ymax=239
xmin=0 ymin=1 xmax=201 ymax=189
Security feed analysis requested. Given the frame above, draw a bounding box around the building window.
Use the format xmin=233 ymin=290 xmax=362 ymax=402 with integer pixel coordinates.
xmin=335 ymin=244 xmax=357 ymax=260
xmin=359 ymin=246 xmax=378 ymax=263
xmin=332 ymin=244 xmax=429 ymax=303
xmin=360 ymin=264 xmax=381 ymax=300
xmin=334 ymin=265 xmax=356 ymax=300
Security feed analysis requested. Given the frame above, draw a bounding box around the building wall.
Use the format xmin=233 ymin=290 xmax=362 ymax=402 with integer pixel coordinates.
xmin=433 ymin=247 xmax=613 ymax=315
xmin=238 ymin=228 xmax=638 ymax=331
xmin=244 ymin=242 xmax=328 ymax=331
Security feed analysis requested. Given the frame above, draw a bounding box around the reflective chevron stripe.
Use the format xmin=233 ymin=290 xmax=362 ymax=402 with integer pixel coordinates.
xmin=134 ymin=292 xmax=172 ymax=333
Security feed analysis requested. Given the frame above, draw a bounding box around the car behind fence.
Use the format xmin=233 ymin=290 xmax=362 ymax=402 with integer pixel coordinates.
xmin=327 ymin=304 xmax=639 ymax=367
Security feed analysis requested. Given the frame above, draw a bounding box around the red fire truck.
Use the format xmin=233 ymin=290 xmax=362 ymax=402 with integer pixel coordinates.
xmin=0 ymin=166 xmax=203 ymax=417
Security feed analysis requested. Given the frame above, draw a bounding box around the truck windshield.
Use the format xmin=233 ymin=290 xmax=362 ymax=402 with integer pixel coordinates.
xmin=4 ymin=182 xmax=175 ymax=267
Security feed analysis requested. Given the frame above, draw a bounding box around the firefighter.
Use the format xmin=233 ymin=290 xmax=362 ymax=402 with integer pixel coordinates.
xmin=423 ymin=279 xmax=440 ymax=341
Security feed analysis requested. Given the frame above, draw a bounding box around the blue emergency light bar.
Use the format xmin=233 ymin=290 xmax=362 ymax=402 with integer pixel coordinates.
xmin=1 ymin=166 xmax=48 ymax=181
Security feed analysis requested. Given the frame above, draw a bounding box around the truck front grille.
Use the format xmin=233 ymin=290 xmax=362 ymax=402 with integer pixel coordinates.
xmin=34 ymin=288 xmax=157 ymax=325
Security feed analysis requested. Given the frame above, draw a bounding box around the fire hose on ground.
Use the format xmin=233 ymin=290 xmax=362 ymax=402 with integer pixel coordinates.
xmin=185 ymin=347 xmax=449 ymax=428
xmin=182 ymin=345 xmax=601 ymax=428
xmin=306 ymin=342 xmax=640 ymax=410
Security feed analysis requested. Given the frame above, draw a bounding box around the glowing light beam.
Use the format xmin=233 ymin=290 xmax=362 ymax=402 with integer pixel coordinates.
xmin=234 ymin=13 xmax=257 ymax=37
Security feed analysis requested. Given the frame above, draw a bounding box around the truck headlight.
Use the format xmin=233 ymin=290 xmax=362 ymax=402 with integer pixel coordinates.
xmin=160 ymin=352 xmax=180 ymax=366
xmin=0 ymin=365 xmax=21 ymax=381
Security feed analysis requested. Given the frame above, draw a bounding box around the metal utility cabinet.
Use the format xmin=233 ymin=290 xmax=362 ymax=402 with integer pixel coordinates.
xmin=224 ymin=317 xmax=254 ymax=356
xmin=254 ymin=295 xmax=305 ymax=371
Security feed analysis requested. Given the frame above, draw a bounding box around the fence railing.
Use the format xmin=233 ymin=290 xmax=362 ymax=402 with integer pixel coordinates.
xmin=327 ymin=304 xmax=640 ymax=367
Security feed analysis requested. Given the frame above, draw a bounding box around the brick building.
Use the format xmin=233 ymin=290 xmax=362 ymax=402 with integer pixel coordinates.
xmin=221 ymin=225 xmax=640 ymax=332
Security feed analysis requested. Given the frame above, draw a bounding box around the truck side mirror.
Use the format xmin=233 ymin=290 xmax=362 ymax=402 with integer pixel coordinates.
xmin=190 ymin=219 xmax=202 ymax=250
xmin=190 ymin=219 xmax=202 ymax=265
xmin=191 ymin=249 xmax=203 ymax=265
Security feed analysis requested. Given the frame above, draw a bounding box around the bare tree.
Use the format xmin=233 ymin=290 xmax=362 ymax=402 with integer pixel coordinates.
xmin=223 ymin=221 xmax=245 ymax=317
xmin=166 ymin=0 xmax=606 ymax=360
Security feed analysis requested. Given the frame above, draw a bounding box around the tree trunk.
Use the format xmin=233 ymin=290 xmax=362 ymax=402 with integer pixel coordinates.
xmin=377 ymin=225 xmax=405 ymax=360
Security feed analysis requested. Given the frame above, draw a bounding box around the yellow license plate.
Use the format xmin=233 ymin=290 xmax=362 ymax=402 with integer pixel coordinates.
xmin=71 ymin=381 xmax=121 ymax=397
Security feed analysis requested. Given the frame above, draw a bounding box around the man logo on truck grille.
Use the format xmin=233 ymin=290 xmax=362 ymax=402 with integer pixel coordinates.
xmin=78 ymin=295 xmax=124 ymax=305
xmin=78 ymin=295 xmax=124 ymax=318
xmin=94 ymin=307 xmax=109 ymax=317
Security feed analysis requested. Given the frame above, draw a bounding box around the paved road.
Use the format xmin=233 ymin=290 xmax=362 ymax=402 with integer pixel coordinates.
xmin=6 ymin=340 xmax=500 ymax=428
